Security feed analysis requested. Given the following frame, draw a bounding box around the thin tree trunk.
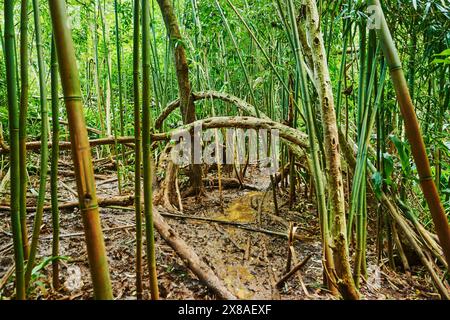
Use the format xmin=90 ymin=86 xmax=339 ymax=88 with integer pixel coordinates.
xmin=303 ymin=0 xmax=358 ymax=299
xmin=92 ymin=5 xmax=106 ymax=136
xmin=152 ymin=208 xmax=236 ymax=300
xmin=286 ymin=0 xmax=338 ymax=297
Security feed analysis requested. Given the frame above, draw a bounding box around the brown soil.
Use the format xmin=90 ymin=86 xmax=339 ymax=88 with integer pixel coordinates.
xmin=0 ymin=160 xmax=441 ymax=300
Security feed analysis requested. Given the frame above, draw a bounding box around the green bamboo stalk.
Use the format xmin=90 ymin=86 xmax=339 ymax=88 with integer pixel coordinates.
xmin=114 ymin=0 xmax=127 ymax=171
xmin=114 ymin=0 xmax=125 ymax=138
xmin=133 ymin=0 xmax=143 ymax=300
xmin=368 ymin=0 xmax=450 ymax=270
xmin=335 ymin=21 xmax=352 ymax=123
xmin=143 ymin=0 xmax=159 ymax=300
xmin=4 ymin=0 xmax=26 ymax=301
xmin=98 ymin=0 xmax=123 ymax=195
xmin=226 ymin=0 xmax=292 ymax=99
xmin=0 ymin=24 xmax=4 ymax=57
xmin=92 ymin=2 xmax=106 ymax=136
xmin=48 ymin=0 xmax=113 ymax=299
xmin=50 ymin=37 xmax=60 ymax=290
xmin=19 ymin=0 xmax=30 ymax=260
xmin=190 ymin=0 xmax=202 ymax=91
xmin=25 ymin=0 xmax=50 ymax=290
xmin=149 ymin=2 xmax=164 ymax=111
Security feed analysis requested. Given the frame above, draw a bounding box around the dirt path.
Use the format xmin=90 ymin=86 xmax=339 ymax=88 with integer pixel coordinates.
xmin=0 ymin=164 xmax=440 ymax=300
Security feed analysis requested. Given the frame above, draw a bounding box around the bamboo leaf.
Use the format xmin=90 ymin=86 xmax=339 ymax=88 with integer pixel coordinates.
xmin=383 ymin=152 xmax=394 ymax=185
xmin=389 ymin=135 xmax=411 ymax=174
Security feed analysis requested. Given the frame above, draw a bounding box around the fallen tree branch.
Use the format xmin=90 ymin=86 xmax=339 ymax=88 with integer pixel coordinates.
xmin=40 ymin=224 xmax=136 ymax=239
xmin=156 ymin=210 xmax=313 ymax=242
xmin=202 ymin=178 xmax=261 ymax=191
xmin=152 ymin=208 xmax=237 ymax=300
xmin=2 ymin=116 xmax=309 ymax=158
xmin=0 ymin=265 xmax=15 ymax=291
xmin=0 ymin=195 xmax=134 ymax=212
xmin=276 ymin=255 xmax=312 ymax=288
xmin=106 ymin=206 xmax=313 ymax=242
xmin=0 ymin=136 xmax=136 ymax=155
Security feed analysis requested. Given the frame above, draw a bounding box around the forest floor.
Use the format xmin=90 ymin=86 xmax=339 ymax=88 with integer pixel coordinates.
xmin=0 ymin=156 xmax=442 ymax=300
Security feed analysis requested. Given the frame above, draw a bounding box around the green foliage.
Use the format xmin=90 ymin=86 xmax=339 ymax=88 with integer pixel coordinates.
xmin=433 ymin=48 xmax=450 ymax=64
xmin=1 ymin=0 xmax=449 ymax=294
xmin=389 ymin=135 xmax=412 ymax=175
xmin=27 ymin=256 xmax=68 ymax=296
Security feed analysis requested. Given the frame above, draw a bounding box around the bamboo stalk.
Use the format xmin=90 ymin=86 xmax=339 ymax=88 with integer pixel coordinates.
xmin=368 ymin=0 xmax=450 ymax=269
xmin=19 ymin=0 xmax=30 ymax=260
xmin=98 ymin=0 xmax=123 ymax=195
xmin=114 ymin=0 xmax=127 ymax=171
xmin=4 ymin=0 xmax=26 ymax=300
xmin=25 ymin=0 xmax=50 ymax=289
xmin=48 ymin=0 xmax=113 ymax=300
xmin=143 ymin=0 xmax=159 ymax=300
xmin=133 ymin=0 xmax=143 ymax=301
xmin=50 ymin=37 xmax=60 ymax=291
xmin=92 ymin=2 xmax=106 ymax=136
xmin=114 ymin=0 xmax=125 ymax=139
xmin=215 ymin=0 xmax=259 ymax=117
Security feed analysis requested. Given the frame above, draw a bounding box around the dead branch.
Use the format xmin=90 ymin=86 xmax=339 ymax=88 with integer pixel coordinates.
xmin=152 ymin=208 xmax=237 ymax=300
xmin=276 ymin=255 xmax=312 ymax=288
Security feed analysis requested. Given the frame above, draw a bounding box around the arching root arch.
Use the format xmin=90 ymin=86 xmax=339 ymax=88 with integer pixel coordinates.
xmin=153 ymin=91 xmax=310 ymax=211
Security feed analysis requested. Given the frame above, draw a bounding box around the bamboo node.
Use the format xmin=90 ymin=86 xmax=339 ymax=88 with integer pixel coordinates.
xmin=63 ymin=95 xmax=83 ymax=102
xmin=389 ymin=65 xmax=403 ymax=72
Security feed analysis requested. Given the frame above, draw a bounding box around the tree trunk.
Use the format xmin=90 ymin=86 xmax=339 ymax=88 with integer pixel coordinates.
xmin=156 ymin=0 xmax=203 ymax=195
xmin=304 ymin=0 xmax=359 ymax=299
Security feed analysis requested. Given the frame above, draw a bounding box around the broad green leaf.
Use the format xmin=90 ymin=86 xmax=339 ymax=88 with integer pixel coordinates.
xmin=371 ymin=172 xmax=383 ymax=199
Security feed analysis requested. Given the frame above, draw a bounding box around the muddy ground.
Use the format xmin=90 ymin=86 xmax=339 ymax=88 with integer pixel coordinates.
xmin=0 ymin=161 xmax=441 ymax=300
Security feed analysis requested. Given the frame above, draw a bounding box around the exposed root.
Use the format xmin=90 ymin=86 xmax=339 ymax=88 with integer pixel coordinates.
xmin=154 ymin=145 xmax=179 ymax=212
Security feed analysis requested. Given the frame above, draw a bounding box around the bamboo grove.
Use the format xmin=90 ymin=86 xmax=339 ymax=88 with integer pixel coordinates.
xmin=0 ymin=0 xmax=449 ymax=300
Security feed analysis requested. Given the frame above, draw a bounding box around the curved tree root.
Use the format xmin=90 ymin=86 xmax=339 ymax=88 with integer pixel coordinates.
xmin=154 ymin=144 xmax=179 ymax=211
